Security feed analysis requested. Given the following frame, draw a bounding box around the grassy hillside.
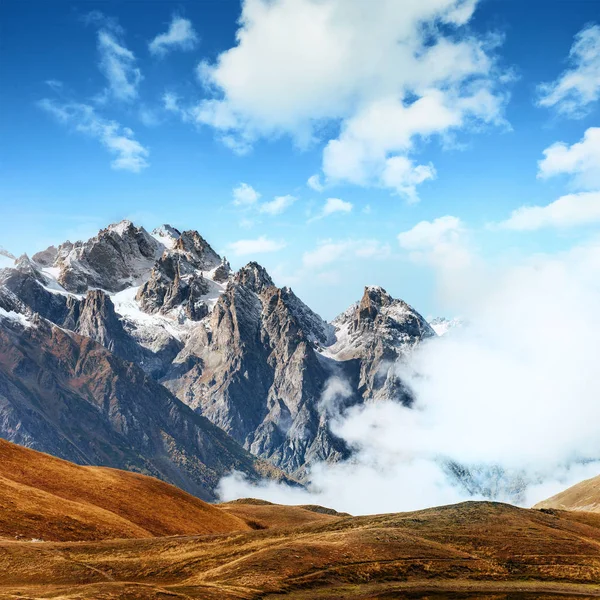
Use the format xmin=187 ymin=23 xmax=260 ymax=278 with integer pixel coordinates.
xmin=0 ymin=439 xmax=250 ymax=541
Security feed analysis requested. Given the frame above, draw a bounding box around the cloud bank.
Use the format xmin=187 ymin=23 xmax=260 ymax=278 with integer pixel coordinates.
xmin=219 ymin=237 xmax=600 ymax=515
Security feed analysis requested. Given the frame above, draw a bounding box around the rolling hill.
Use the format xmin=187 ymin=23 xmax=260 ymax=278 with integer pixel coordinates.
xmin=534 ymin=474 xmax=600 ymax=513
xmin=0 ymin=439 xmax=250 ymax=541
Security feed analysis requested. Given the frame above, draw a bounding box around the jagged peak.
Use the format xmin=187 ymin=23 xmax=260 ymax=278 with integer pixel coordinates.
xmin=152 ymin=224 xmax=181 ymax=249
xmin=32 ymin=245 xmax=58 ymax=267
xmin=234 ymin=262 xmax=275 ymax=294
xmin=106 ymin=219 xmax=136 ymax=236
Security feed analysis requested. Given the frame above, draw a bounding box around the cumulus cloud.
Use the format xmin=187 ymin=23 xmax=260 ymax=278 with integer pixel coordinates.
xmin=227 ymin=236 xmax=286 ymax=255
xmin=219 ymin=238 xmax=600 ymax=514
xmin=259 ymin=194 xmax=297 ymax=215
xmin=233 ymin=182 xmax=261 ymax=206
xmin=149 ymin=15 xmax=199 ymax=56
xmin=187 ymin=0 xmax=508 ymax=198
xmin=97 ymin=28 xmax=142 ymax=102
xmin=498 ymin=191 xmax=600 ymax=231
xmin=39 ymin=99 xmax=149 ymax=172
xmin=537 ymin=24 xmax=600 ymax=118
xmin=538 ymin=127 xmax=600 ymax=191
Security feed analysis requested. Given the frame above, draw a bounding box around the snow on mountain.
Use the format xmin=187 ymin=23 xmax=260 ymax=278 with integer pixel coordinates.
xmin=428 ymin=316 xmax=463 ymax=336
xmin=151 ymin=224 xmax=181 ymax=249
xmin=0 ymin=220 xmax=441 ymax=479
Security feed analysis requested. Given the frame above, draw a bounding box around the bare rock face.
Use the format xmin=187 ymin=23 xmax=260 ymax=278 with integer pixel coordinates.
xmin=53 ymin=220 xmax=162 ymax=293
xmin=162 ymin=264 xmax=351 ymax=476
xmin=0 ymin=307 xmax=284 ymax=501
xmin=233 ymin=261 xmax=274 ymax=293
xmin=136 ymin=230 xmax=223 ymax=321
xmin=31 ymin=245 xmax=58 ymax=267
xmin=326 ymin=286 xmax=435 ymax=403
xmin=136 ymin=253 xmax=210 ymax=321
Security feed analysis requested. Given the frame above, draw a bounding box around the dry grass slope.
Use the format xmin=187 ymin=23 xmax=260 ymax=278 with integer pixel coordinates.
xmin=1 ymin=501 xmax=600 ymax=599
xmin=534 ymin=474 xmax=600 ymax=513
xmin=0 ymin=439 xmax=250 ymax=541
xmin=219 ymin=498 xmax=343 ymax=530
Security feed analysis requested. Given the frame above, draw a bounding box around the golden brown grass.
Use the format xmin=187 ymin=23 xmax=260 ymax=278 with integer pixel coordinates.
xmin=1 ymin=501 xmax=600 ymax=599
xmin=219 ymin=498 xmax=343 ymax=529
xmin=535 ymin=474 xmax=600 ymax=513
xmin=2 ymin=440 xmax=600 ymax=599
xmin=0 ymin=439 xmax=249 ymax=541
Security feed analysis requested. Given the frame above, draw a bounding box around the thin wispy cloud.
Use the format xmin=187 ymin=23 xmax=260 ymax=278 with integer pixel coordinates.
xmin=149 ymin=15 xmax=199 ymax=56
xmin=302 ymin=239 xmax=390 ymax=270
xmin=537 ymin=24 xmax=600 ymax=118
xmin=259 ymin=195 xmax=297 ymax=215
xmin=227 ymin=236 xmax=286 ymax=256
xmin=97 ymin=28 xmax=142 ymax=102
xmin=307 ymin=174 xmax=324 ymax=192
xmin=39 ymin=99 xmax=149 ymax=173
xmin=538 ymin=127 xmax=600 ymax=191
xmin=498 ymin=192 xmax=600 ymax=231
xmin=309 ymin=197 xmax=353 ymax=222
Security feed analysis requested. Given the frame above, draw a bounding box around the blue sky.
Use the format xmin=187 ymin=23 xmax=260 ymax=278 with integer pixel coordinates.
xmin=1 ymin=0 xmax=600 ymax=319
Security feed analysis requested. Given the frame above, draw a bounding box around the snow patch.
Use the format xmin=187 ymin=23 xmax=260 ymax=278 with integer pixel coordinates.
xmin=0 ymin=307 xmax=32 ymax=329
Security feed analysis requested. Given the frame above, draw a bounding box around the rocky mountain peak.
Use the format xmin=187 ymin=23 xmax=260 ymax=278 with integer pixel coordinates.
xmin=31 ymin=245 xmax=58 ymax=267
xmin=50 ymin=221 xmax=162 ymax=293
xmin=234 ymin=262 xmax=275 ymax=294
xmin=152 ymin=224 xmax=181 ymax=249
xmin=358 ymin=285 xmax=394 ymax=323
xmin=172 ymin=230 xmax=221 ymax=271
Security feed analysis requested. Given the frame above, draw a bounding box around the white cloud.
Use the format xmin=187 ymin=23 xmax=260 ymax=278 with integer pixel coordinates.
xmin=308 ymin=197 xmax=353 ymax=222
xmin=227 ymin=236 xmax=286 ymax=255
xmin=39 ymin=99 xmax=149 ymax=172
xmin=381 ymin=155 xmax=436 ymax=202
xmin=219 ymin=238 xmax=600 ymax=514
xmin=302 ymin=239 xmax=390 ymax=270
xmin=187 ymin=0 xmax=508 ymax=197
xmin=307 ymin=174 xmax=324 ymax=192
xmin=538 ymin=127 xmax=600 ymax=191
xmin=537 ymin=24 xmax=600 ymax=118
xmin=233 ymin=183 xmax=261 ymax=206
xmin=398 ymin=216 xmax=463 ymax=250
xmin=259 ymin=194 xmax=297 ymax=215
xmin=97 ymin=29 xmax=141 ymax=102
xmin=149 ymin=16 xmax=199 ymax=56
xmin=498 ymin=191 xmax=600 ymax=231
xmin=322 ymin=197 xmax=352 ymax=216
xmin=398 ymin=216 xmax=471 ymax=269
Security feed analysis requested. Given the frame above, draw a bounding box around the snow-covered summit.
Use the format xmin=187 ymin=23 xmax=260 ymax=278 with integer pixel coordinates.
xmin=152 ymin=224 xmax=181 ymax=249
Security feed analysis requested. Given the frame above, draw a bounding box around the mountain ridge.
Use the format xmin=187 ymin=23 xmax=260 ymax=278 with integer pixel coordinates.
xmin=0 ymin=219 xmax=435 ymax=490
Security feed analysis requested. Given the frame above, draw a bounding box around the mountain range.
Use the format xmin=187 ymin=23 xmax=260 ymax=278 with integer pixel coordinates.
xmin=0 ymin=220 xmax=439 ymax=496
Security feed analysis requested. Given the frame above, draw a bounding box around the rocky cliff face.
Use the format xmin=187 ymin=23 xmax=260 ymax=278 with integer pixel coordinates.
xmin=53 ymin=220 xmax=162 ymax=293
xmin=0 ymin=288 xmax=283 ymax=501
xmin=324 ymin=286 xmax=436 ymax=403
xmin=0 ymin=220 xmax=435 ymax=485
